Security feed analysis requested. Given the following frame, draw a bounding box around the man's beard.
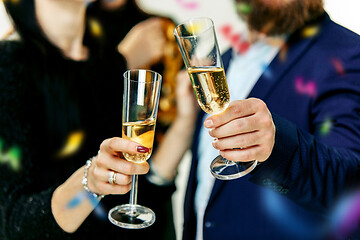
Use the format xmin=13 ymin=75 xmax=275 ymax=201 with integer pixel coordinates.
xmin=236 ymin=0 xmax=324 ymax=36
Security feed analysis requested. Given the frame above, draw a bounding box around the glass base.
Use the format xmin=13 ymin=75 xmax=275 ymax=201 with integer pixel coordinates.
xmin=108 ymin=204 xmax=156 ymax=229
xmin=210 ymin=155 xmax=258 ymax=180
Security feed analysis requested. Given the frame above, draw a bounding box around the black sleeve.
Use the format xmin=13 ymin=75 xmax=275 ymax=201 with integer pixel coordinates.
xmin=0 ymin=42 xmax=73 ymax=239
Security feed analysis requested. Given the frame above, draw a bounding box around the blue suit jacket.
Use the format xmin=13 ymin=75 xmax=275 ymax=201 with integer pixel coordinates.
xmin=183 ymin=13 xmax=360 ymax=240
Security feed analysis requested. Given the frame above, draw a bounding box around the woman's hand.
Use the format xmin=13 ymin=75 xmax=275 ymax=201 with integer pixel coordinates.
xmin=87 ymin=137 xmax=150 ymax=195
xmin=118 ymin=17 xmax=166 ymax=69
xmin=204 ymin=98 xmax=276 ymax=163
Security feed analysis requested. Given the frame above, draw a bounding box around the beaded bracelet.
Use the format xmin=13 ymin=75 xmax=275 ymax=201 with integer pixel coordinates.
xmin=82 ymin=156 xmax=105 ymax=199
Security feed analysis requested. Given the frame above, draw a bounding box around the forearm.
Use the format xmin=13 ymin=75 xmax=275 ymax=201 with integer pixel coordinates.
xmin=51 ymin=166 xmax=96 ymax=233
xmin=250 ymin=114 xmax=360 ymax=212
xmin=151 ymin=117 xmax=196 ymax=181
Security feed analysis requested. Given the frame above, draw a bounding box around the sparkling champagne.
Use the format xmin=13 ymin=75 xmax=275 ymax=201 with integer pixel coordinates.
xmin=122 ymin=118 xmax=156 ymax=163
xmin=188 ymin=67 xmax=230 ymax=114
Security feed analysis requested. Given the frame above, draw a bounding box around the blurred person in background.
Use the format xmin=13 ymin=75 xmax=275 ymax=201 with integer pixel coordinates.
xmin=167 ymin=0 xmax=360 ymax=239
xmin=84 ymin=0 xmax=183 ymax=145
xmin=0 ymin=0 xmax=192 ymax=239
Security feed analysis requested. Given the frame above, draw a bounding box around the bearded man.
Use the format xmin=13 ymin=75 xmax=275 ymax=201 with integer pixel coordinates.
xmin=181 ymin=0 xmax=360 ymax=239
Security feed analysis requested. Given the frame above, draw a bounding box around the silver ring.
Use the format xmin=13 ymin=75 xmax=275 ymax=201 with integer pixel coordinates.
xmin=108 ymin=171 xmax=117 ymax=185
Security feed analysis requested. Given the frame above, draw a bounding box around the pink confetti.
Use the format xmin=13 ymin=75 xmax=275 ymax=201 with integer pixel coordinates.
xmin=176 ymin=0 xmax=199 ymax=10
xmin=219 ymin=24 xmax=250 ymax=55
xmin=295 ymin=77 xmax=317 ymax=98
xmin=220 ymin=25 xmax=232 ymax=36
xmin=331 ymin=58 xmax=345 ymax=76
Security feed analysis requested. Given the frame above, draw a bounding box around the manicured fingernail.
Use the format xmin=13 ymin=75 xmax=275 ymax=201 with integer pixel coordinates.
xmin=204 ymin=119 xmax=213 ymax=128
xmin=137 ymin=146 xmax=149 ymax=153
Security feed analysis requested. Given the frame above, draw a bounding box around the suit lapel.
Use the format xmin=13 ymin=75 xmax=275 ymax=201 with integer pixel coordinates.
xmin=249 ymin=30 xmax=317 ymax=100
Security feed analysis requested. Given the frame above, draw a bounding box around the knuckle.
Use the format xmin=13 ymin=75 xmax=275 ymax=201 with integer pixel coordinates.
xmin=92 ymin=167 xmax=102 ymax=179
xmin=108 ymin=138 xmax=117 ymax=150
xmin=262 ymin=116 xmax=273 ymax=128
xmin=100 ymin=138 xmax=110 ymax=150
xmin=252 ymin=99 xmax=265 ymax=112
xmin=229 ymin=103 xmax=242 ymax=116
xmin=95 ymin=156 xmax=105 ymax=167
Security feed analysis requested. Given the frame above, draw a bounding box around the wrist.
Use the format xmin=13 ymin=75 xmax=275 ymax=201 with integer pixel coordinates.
xmin=82 ymin=157 xmax=105 ymax=199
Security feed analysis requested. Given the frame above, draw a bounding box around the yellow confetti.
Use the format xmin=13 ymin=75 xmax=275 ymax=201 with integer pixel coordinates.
xmin=88 ymin=18 xmax=103 ymax=38
xmin=186 ymin=22 xmax=206 ymax=35
xmin=302 ymin=25 xmax=320 ymax=38
xmin=56 ymin=131 xmax=84 ymax=158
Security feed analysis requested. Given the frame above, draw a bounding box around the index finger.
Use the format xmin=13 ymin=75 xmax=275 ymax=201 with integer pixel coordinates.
xmin=100 ymin=137 xmax=150 ymax=155
xmin=204 ymin=98 xmax=259 ymax=128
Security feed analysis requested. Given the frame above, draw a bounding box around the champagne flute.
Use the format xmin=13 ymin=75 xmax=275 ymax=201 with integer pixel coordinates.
xmin=174 ymin=17 xmax=257 ymax=180
xmin=108 ymin=69 xmax=162 ymax=228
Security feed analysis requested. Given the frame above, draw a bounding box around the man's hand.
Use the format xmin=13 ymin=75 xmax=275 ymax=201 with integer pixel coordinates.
xmin=204 ymin=98 xmax=275 ymax=163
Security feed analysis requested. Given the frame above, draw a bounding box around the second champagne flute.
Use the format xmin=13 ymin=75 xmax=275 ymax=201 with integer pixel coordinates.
xmin=174 ymin=17 xmax=258 ymax=180
xmin=108 ymin=69 xmax=162 ymax=229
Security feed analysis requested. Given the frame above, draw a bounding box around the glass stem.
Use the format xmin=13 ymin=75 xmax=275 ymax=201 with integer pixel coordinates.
xmin=129 ymin=174 xmax=138 ymax=206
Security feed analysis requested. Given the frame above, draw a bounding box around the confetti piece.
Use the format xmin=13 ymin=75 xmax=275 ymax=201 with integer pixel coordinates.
xmin=56 ymin=130 xmax=84 ymax=158
xmin=88 ymin=18 xmax=103 ymax=38
xmin=185 ymin=22 xmax=205 ymax=35
xmin=67 ymin=192 xmax=86 ymax=209
xmin=176 ymin=0 xmax=199 ymax=10
xmin=235 ymin=41 xmax=250 ymax=54
xmin=67 ymin=191 xmax=107 ymax=220
xmin=295 ymin=77 xmax=317 ymax=98
xmin=302 ymin=25 xmax=320 ymax=38
xmin=331 ymin=58 xmax=345 ymax=76
xmin=7 ymin=147 xmax=21 ymax=171
xmin=219 ymin=25 xmax=232 ymax=37
xmin=219 ymin=25 xmax=250 ymax=55
xmin=236 ymin=3 xmax=252 ymax=14
xmin=319 ymin=118 xmax=332 ymax=136
xmin=0 ymin=138 xmax=22 ymax=171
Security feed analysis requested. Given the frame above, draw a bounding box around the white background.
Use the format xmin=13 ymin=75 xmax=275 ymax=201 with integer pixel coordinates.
xmin=1 ymin=0 xmax=360 ymax=47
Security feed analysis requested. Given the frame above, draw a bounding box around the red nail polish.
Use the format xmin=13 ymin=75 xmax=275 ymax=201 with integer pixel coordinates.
xmin=137 ymin=146 xmax=149 ymax=153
